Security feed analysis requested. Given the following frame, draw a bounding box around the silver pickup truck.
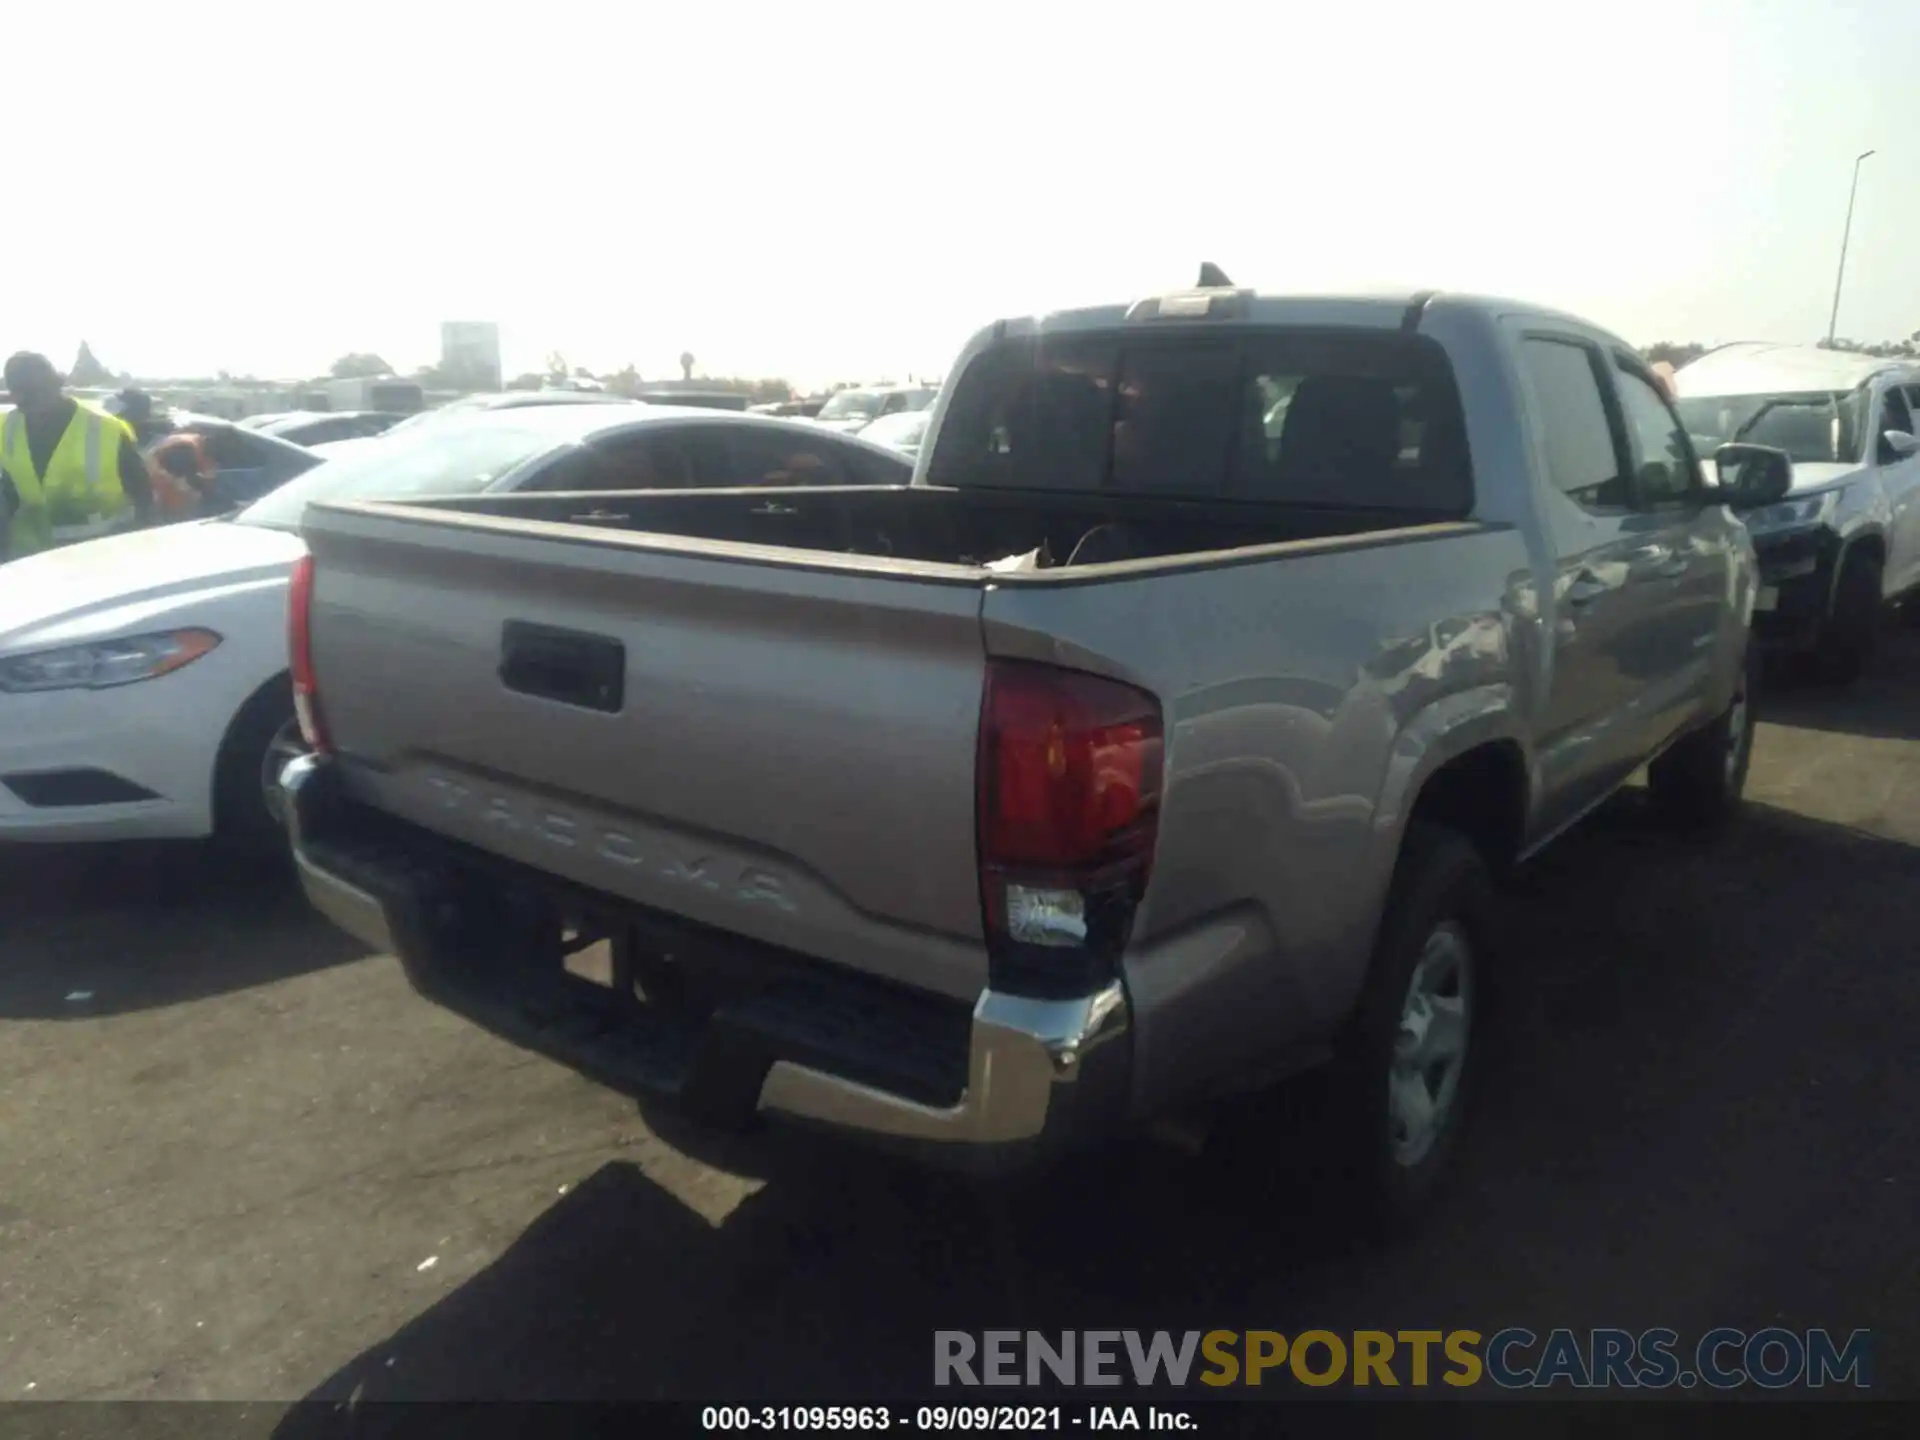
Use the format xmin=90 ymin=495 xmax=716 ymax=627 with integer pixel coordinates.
xmin=281 ymin=281 xmax=1793 ymax=1228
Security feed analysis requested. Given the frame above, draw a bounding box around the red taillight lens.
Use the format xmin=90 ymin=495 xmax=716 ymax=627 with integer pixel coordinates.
xmin=981 ymin=662 xmax=1162 ymax=869
xmin=977 ymin=659 xmax=1164 ymax=996
xmin=287 ymin=553 xmax=332 ymax=755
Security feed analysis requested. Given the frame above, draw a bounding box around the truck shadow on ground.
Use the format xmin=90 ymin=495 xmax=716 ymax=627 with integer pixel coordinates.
xmin=0 ymin=841 xmax=369 ymax=1019
xmin=1760 ymin=624 xmax=1920 ymax=743
xmin=271 ymin=793 xmax=1920 ymax=1411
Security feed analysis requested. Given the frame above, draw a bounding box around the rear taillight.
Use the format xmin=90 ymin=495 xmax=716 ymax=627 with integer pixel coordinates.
xmin=977 ymin=658 xmax=1164 ymax=998
xmin=288 ymin=553 xmax=332 ymax=755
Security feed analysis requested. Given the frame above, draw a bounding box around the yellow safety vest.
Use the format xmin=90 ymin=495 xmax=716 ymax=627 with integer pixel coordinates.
xmin=0 ymin=403 xmax=135 ymax=556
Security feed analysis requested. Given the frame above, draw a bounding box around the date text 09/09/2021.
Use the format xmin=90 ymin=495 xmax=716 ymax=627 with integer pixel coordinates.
xmin=702 ymin=1407 xmax=1188 ymax=1432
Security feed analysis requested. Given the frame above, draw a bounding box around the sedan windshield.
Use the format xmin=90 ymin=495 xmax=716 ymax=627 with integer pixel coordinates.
xmin=234 ymin=421 xmax=565 ymax=530
xmin=816 ymin=390 xmax=883 ymax=422
xmin=1674 ymin=389 xmax=1868 ymax=466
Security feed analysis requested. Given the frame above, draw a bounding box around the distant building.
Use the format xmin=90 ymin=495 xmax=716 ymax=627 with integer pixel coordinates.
xmin=440 ymin=322 xmax=502 ymax=391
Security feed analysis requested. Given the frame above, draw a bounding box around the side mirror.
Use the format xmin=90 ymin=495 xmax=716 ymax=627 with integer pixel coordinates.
xmin=1879 ymin=429 xmax=1920 ymax=464
xmin=1713 ymin=442 xmax=1793 ymax=510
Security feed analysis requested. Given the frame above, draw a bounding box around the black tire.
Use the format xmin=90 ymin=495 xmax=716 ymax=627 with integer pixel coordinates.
xmin=1647 ymin=645 xmax=1757 ymax=830
xmin=1324 ymin=822 xmax=1494 ymax=1238
xmin=211 ymin=677 xmax=302 ymax=857
xmin=1810 ymin=551 xmax=1883 ymax=686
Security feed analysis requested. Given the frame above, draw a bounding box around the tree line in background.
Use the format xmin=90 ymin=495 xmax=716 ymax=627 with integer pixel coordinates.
xmin=52 ymin=324 xmax=1920 ymax=402
xmin=332 ymin=349 xmax=799 ymax=403
xmin=1643 ymin=331 xmax=1920 ymax=368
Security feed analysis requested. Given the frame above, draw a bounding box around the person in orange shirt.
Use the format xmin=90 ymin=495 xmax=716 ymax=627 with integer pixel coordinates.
xmin=146 ymin=430 xmax=218 ymax=517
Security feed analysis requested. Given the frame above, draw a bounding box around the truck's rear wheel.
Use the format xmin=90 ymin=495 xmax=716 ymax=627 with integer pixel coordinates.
xmin=1328 ymin=823 xmax=1492 ymax=1236
xmin=1647 ymin=645 xmax=1756 ymax=829
xmin=1810 ymin=551 xmax=1882 ymax=686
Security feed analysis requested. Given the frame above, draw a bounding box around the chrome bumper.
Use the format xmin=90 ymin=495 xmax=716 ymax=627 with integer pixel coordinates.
xmin=283 ymin=753 xmax=1132 ymax=1169
xmin=756 ymin=984 xmax=1129 ymax=1151
xmin=294 ymin=842 xmax=397 ymax=952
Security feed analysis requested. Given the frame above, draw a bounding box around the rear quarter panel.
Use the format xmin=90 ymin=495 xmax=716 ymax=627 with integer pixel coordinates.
xmin=974 ymin=301 xmax=1566 ymax=1115
xmin=981 ymin=520 xmax=1536 ymax=1114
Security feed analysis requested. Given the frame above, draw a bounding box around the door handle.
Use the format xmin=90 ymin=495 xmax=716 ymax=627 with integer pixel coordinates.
xmin=1565 ymin=576 xmax=1608 ymax=607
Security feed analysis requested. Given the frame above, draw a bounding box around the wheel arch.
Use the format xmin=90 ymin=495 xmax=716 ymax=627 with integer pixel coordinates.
xmin=1370 ymin=689 xmax=1533 ymax=883
xmin=209 ymin=668 xmax=295 ymax=829
xmin=1831 ymin=529 xmax=1888 ymax=608
xmin=1405 ymin=739 xmax=1530 ymax=879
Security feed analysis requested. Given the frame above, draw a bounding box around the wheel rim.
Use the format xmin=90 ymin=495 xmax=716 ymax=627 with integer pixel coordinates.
xmin=260 ymin=719 xmax=309 ymax=827
xmin=1389 ymin=921 xmax=1474 ymax=1169
xmin=1724 ymin=681 xmax=1749 ymax=785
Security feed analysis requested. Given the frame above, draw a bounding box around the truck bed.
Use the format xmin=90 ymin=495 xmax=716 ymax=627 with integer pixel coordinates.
xmin=297 ymin=482 xmax=1483 ymax=1008
xmin=362 ymin=483 xmax=1466 ymax=575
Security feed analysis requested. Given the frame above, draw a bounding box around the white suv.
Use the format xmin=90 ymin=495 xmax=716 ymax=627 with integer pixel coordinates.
xmin=1673 ymin=343 xmax=1920 ymax=682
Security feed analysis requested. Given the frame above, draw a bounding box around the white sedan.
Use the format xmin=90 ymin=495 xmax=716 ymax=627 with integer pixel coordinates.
xmin=0 ymin=404 xmax=911 ymax=849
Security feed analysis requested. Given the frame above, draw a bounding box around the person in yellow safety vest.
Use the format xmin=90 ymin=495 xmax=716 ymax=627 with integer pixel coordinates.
xmin=0 ymin=351 xmax=153 ymax=561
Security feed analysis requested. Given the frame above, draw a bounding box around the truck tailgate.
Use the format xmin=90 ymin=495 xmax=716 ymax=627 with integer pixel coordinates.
xmin=300 ymin=505 xmax=992 ymax=1001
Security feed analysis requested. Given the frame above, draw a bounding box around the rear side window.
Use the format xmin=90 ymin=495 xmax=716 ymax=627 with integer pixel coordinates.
xmin=848 ymin=445 xmax=914 ymax=485
xmin=724 ymin=428 xmax=856 ymax=486
xmin=1519 ymin=338 xmax=1628 ymax=512
xmin=926 ymin=330 xmax=1472 ymax=513
xmin=543 ymin=429 xmax=731 ymax=491
xmin=928 ymin=337 xmax=1117 ymax=495
xmin=1111 ymin=342 xmax=1241 ymax=496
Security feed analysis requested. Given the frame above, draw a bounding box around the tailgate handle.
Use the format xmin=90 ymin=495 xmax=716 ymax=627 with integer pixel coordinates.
xmin=499 ymin=621 xmax=625 ymax=714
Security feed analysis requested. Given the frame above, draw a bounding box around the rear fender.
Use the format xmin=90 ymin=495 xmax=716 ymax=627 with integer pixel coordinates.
xmin=1349 ymin=687 xmax=1529 ymax=999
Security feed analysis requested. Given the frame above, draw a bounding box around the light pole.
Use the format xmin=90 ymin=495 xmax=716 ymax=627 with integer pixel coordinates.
xmin=1827 ymin=149 xmax=1876 ymax=345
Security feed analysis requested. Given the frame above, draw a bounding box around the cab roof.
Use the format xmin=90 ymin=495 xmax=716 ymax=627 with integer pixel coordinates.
xmin=975 ymin=265 xmax=1636 ymax=350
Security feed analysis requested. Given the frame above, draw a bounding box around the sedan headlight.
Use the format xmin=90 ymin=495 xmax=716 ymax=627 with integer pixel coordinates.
xmin=0 ymin=629 xmax=222 ymax=693
xmin=1743 ymin=488 xmax=1841 ymax=537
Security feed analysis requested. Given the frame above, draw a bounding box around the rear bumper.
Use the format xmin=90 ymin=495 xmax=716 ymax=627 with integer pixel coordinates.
xmin=281 ymin=754 xmax=1132 ymax=1172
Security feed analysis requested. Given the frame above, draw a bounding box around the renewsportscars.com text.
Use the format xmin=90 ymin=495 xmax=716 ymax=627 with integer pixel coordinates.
xmin=934 ymin=1328 xmax=1873 ymax=1390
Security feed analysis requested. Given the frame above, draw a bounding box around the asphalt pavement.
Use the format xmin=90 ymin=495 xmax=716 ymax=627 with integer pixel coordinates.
xmin=3 ymin=635 xmax=1918 ymax=1413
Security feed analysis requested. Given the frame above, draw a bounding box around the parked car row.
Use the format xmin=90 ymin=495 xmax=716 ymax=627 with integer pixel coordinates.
xmin=810 ymin=384 xmax=938 ymax=434
xmin=0 ymin=406 xmax=909 ymax=849
xmin=238 ymin=410 xmax=410 ymax=447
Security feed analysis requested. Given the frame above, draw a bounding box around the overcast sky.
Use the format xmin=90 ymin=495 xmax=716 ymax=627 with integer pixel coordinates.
xmin=12 ymin=0 xmax=1916 ymax=389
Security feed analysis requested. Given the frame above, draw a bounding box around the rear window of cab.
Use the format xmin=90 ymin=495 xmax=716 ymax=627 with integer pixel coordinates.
xmin=926 ymin=329 xmax=1473 ymax=515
